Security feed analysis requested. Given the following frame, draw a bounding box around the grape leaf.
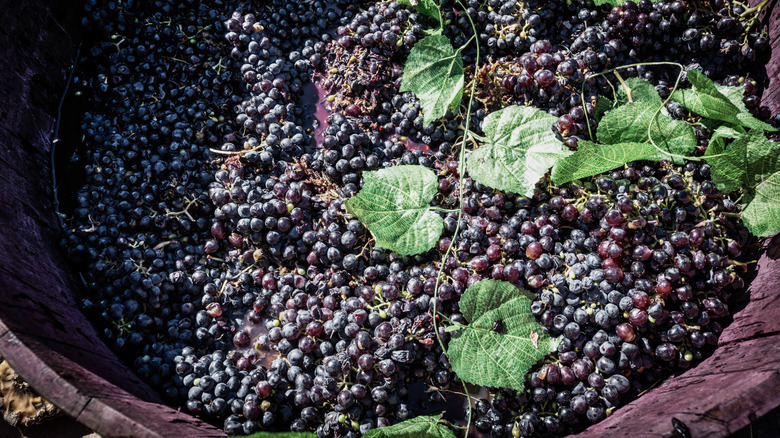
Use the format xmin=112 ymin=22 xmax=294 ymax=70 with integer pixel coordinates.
xmin=705 ymin=131 xmax=780 ymax=236
xmin=706 ymin=130 xmax=780 ymax=194
xmin=363 ymin=414 xmax=455 ymax=438
xmin=400 ymin=35 xmax=463 ymax=124
xmin=597 ymin=100 xmax=696 ymax=163
xmin=235 ymin=433 xmax=316 ymax=438
xmin=467 ymin=105 xmax=571 ymax=196
xmin=448 ymin=280 xmax=559 ymax=391
xmin=398 ymin=0 xmax=443 ymax=34
xmin=594 ymin=96 xmax=613 ymax=123
xmin=743 ymin=132 xmax=780 ymax=188
xmin=345 ymin=165 xmax=443 ymax=256
xmin=705 ymin=129 xmax=747 ymax=193
xmin=742 ymin=172 xmax=780 ymax=237
xmin=551 ymin=141 xmax=656 ymax=184
xmin=714 ymin=84 xmax=778 ymax=132
xmin=616 ymin=77 xmax=662 ymax=104
xmin=671 ymin=70 xmax=742 ymax=125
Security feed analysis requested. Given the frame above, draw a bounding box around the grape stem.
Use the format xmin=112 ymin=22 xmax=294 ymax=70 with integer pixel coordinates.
xmin=52 ymin=44 xmax=82 ymax=231
xmin=613 ymin=71 xmax=633 ymax=103
xmin=434 ymin=207 xmax=462 ymax=213
xmin=740 ymin=0 xmax=770 ymax=17
xmin=431 ymin=2 xmax=478 ymax=436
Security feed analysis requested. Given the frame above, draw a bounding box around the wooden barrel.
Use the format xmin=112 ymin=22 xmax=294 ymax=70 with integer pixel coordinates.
xmin=0 ymin=0 xmax=223 ymax=436
xmin=0 ymin=1 xmax=776 ymax=437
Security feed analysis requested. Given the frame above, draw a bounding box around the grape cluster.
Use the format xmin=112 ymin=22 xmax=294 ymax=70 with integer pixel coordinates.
xmin=59 ymin=0 xmax=765 ymax=437
xmin=465 ymin=162 xmax=745 ymax=435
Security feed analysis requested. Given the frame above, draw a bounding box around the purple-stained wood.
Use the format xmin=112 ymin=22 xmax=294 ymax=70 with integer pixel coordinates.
xmin=756 ymin=0 xmax=780 ymax=115
xmin=0 ymin=0 xmax=777 ymax=437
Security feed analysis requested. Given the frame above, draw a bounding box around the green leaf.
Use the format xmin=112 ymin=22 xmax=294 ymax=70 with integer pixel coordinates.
xmin=345 ymin=165 xmax=443 ymax=256
xmin=705 ymin=130 xmax=780 ymax=236
xmin=715 ymin=84 xmax=778 ymax=132
xmin=398 ymin=0 xmax=443 ymax=34
xmin=233 ymin=433 xmax=316 ymax=438
xmin=705 ymin=129 xmax=745 ymax=193
xmin=594 ymin=96 xmax=613 ymax=123
xmin=467 ymin=105 xmax=571 ymax=196
xmin=742 ymin=172 xmax=780 ymax=236
xmin=400 ymin=35 xmax=463 ymax=124
xmin=363 ymin=414 xmax=455 ymax=438
xmin=712 ymin=125 xmax=744 ymax=139
xmin=551 ymin=140 xmax=656 ymax=184
xmin=671 ymin=70 xmax=742 ymax=125
xmin=743 ymin=132 xmax=780 ymax=188
xmin=616 ymin=77 xmax=662 ymax=104
xmin=448 ymin=280 xmax=558 ymax=391
xmin=598 ymin=100 xmax=696 ymax=163
xmin=706 ymin=130 xmax=780 ymax=194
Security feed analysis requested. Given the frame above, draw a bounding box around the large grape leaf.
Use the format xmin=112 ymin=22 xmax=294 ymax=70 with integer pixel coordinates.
xmin=714 ymin=84 xmax=777 ymax=132
xmin=467 ymin=105 xmax=571 ymax=196
xmin=742 ymin=173 xmax=780 ymax=236
xmin=705 ymin=130 xmax=780 ymax=236
xmin=551 ymin=141 xmax=656 ymax=184
xmin=398 ymin=0 xmax=443 ymax=34
xmin=597 ymin=99 xmax=696 ymax=163
xmin=399 ymin=35 xmax=463 ymax=124
xmin=616 ymin=77 xmax=662 ymax=104
xmin=448 ymin=280 xmax=558 ymax=391
xmin=345 ymin=165 xmax=442 ymax=256
xmin=363 ymin=414 xmax=455 ymax=438
xmin=671 ymin=70 xmax=742 ymax=125
xmin=744 ymin=133 xmax=780 ymax=186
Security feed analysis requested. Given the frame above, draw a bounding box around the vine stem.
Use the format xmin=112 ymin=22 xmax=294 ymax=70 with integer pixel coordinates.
xmin=613 ymin=70 xmax=633 ymax=103
xmin=433 ymin=207 xmax=461 ymax=213
xmin=740 ymin=0 xmax=770 ymax=17
xmin=431 ymin=2 xmax=478 ymax=435
xmin=52 ymin=44 xmax=82 ymax=231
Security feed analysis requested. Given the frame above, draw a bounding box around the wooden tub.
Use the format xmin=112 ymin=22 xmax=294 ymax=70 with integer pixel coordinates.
xmin=0 ymin=0 xmax=776 ymax=437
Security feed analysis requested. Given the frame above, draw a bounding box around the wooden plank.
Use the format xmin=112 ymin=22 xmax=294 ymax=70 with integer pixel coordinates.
xmin=575 ymin=335 xmax=780 ymax=437
xmin=755 ymin=0 xmax=780 ymax=114
xmin=0 ymin=331 xmax=224 ymax=437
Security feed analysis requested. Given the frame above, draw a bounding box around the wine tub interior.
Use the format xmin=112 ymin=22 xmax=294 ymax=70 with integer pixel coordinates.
xmin=0 ymin=0 xmax=778 ymax=437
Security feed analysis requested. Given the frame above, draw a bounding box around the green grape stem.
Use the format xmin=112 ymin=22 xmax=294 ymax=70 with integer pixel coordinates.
xmin=431 ymin=2 xmax=479 ymax=435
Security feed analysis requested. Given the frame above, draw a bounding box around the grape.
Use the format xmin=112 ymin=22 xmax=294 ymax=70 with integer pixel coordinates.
xmin=526 ymin=242 xmax=544 ymax=260
xmin=616 ymin=323 xmax=636 ymax=342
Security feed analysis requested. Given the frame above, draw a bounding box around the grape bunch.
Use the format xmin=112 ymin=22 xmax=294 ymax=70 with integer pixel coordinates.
xmin=461 ymin=162 xmax=745 ymax=435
